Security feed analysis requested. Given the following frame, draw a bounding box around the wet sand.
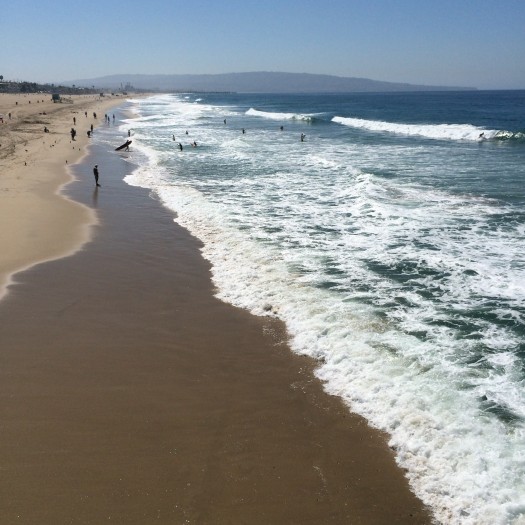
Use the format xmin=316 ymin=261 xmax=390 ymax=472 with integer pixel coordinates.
xmin=0 ymin=109 xmax=432 ymax=524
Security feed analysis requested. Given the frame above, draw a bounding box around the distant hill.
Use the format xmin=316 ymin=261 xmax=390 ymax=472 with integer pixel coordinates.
xmin=64 ymin=71 xmax=476 ymax=93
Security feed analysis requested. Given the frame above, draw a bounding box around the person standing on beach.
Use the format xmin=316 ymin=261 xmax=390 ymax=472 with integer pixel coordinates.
xmin=93 ymin=164 xmax=101 ymax=187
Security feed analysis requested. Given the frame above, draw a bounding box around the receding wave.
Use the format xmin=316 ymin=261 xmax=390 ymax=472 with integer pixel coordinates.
xmin=246 ymin=108 xmax=317 ymax=122
xmin=331 ymin=116 xmax=517 ymax=142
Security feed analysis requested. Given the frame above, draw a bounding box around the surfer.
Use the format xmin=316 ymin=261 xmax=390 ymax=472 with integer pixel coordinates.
xmin=301 ymin=133 xmax=306 ymax=142
xmin=178 ymin=143 xmax=183 ymax=151
xmin=93 ymin=164 xmax=101 ymax=187
xmin=115 ymin=140 xmax=132 ymax=151
xmin=479 ymin=132 xmax=485 ymax=140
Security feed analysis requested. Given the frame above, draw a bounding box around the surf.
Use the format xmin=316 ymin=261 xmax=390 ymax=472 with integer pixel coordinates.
xmin=332 ymin=115 xmax=503 ymax=141
xmin=119 ymin=91 xmax=525 ymax=525
xmin=246 ymin=107 xmax=317 ymax=122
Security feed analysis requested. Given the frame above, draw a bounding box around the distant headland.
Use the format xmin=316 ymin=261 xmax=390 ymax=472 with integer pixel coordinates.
xmin=62 ymin=71 xmax=477 ymax=93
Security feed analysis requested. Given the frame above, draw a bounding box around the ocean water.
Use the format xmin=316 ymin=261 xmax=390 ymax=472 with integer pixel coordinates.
xmin=100 ymin=91 xmax=524 ymax=524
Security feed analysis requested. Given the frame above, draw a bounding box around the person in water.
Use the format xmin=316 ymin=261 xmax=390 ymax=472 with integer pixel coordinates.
xmin=301 ymin=133 xmax=306 ymax=142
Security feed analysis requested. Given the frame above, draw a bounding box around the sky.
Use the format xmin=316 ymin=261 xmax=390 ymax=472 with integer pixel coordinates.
xmin=2 ymin=0 xmax=525 ymax=90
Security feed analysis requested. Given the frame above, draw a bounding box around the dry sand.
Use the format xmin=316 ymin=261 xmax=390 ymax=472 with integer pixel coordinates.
xmin=0 ymin=94 xmax=432 ymax=524
xmin=0 ymin=92 xmax=127 ymax=300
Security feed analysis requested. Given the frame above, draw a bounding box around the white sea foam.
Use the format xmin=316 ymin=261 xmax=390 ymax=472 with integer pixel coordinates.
xmin=333 ymin=115 xmax=500 ymax=141
xmin=122 ymin=94 xmax=525 ymax=525
xmin=246 ymin=108 xmax=315 ymax=121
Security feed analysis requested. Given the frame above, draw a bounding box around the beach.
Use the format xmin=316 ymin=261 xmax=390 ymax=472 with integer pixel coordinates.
xmin=0 ymin=93 xmax=127 ymax=300
xmin=0 ymin=94 xmax=431 ymax=524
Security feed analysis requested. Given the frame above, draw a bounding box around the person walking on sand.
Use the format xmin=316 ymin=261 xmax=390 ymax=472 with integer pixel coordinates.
xmin=93 ymin=164 xmax=101 ymax=187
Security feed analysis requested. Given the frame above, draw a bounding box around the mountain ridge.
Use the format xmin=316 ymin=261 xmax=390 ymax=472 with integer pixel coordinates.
xmin=64 ymin=71 xmax=476 ymax=93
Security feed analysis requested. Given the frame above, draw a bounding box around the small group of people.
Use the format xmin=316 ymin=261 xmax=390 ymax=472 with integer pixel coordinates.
xmin=172 ymin=131 xmax=198 ymax=150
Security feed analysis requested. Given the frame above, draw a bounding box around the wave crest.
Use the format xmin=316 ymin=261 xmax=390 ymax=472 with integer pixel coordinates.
xmin=246 ymin=108 xmax=315 ymax=122
xmin=332 ymin=116 xmax=508 ymax=142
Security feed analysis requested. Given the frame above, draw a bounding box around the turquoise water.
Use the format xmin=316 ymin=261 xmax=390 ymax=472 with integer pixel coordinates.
xmin=97 ymin=90 xmax=525 ymax=524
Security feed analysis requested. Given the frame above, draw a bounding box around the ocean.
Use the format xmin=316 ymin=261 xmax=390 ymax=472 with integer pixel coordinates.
xmin=96 ymin=90 xmax=525 ymax=524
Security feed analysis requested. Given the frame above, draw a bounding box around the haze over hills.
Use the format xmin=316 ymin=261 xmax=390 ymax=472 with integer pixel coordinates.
xmin=65 ymin=71 xmax=476 ymax=93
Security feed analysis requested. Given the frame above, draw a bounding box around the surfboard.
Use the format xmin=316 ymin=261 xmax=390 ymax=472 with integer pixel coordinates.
xmin=115 ymin=140 xmax=132 ymax=151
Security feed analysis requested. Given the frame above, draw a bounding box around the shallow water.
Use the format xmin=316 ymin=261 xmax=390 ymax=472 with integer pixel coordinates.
xmin=97 ymin=90 xmax=525 ymax=524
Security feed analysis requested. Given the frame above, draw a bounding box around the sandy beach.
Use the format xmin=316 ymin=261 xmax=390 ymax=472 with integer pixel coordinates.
xmin=0 ymin=94 xmax=432 ymax=524
xmin=0 ymin=93 xmax=127 ymax=300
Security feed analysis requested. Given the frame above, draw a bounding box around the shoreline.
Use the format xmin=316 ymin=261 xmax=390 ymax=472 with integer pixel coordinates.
xmin=0 ymin=98 xmax=433 ymax=523
xmin=0 ymin=92 xmax=137 ymax=300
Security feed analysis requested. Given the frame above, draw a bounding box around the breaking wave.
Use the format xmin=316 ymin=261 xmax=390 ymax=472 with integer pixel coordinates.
xmin=332 ymin=116 xmax=524 ymax=142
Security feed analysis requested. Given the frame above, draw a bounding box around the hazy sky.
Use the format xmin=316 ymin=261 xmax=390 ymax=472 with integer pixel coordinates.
xmin=3 ymin=0 xmax=524 ymax=89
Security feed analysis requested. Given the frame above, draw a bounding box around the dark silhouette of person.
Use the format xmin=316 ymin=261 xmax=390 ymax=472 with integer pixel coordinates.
xmin=93 ymin=164 xmax=101 ymax=187
xmin=178 ymin=143 xmax=183 ymax=151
